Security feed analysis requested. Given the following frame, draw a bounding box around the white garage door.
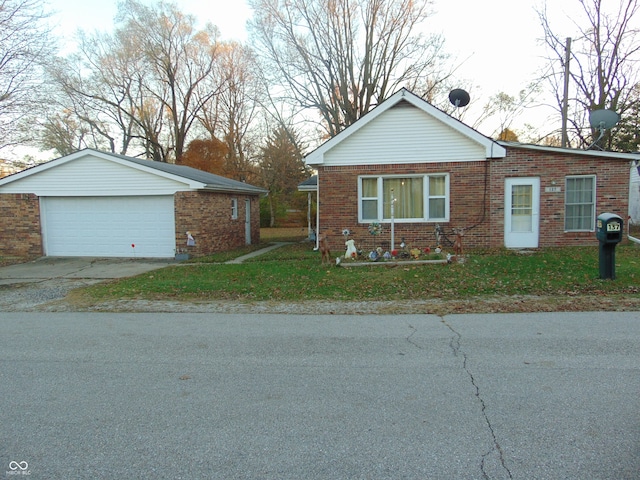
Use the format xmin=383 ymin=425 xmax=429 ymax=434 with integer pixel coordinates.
xmin=41 ymin=196 xmax=176 ymax=257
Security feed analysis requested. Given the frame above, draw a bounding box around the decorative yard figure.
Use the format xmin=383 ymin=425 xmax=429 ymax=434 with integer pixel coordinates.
xmin=318 ymin=234 xmax=331 ymax=265
xmin=345 ymin=239 xmax=357 ymax=259
xmin=186 ymin=231 xmax=195 ymax=246
xmin=434 ymin=224 xmax=442 ymax=246
xmin=453 ymin=228 xmax=465 ymax=256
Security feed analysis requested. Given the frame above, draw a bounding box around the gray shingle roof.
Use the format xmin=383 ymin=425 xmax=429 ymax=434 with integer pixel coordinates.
xmin=102 ymin=150 xmax=268 ymax=195
xmin=298 ymin=175 xmax=317 ymax=191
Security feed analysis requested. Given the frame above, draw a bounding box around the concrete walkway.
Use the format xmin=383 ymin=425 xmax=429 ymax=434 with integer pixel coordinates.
xmin=224 ymin=242 xmax=291 ymax=264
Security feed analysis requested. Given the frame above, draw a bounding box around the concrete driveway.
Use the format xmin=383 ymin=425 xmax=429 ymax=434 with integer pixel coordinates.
xmin=0 ymin=257 xmax=174 ymax=286
xmin=0 ymin=257 xmax=174 ymax=311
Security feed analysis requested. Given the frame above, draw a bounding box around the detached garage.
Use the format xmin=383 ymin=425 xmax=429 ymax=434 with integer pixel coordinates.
xmin=0 ymin=149 xmax=268 ymax=258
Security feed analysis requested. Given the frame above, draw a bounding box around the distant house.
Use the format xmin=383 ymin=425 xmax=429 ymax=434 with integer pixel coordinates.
xmin=303 ymin=88 xmax=639 ymax=252
xmin=0 ymin=149 xmax=267 ymax=258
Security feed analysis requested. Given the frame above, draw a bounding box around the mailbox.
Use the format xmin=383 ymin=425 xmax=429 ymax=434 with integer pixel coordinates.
xmin=596 ymin=213 xmax=623 ymax=244
xmin=596 ymin=213 xmax=624 ymax=280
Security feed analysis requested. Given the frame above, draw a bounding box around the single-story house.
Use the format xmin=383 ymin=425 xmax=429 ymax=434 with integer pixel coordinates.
xmin=0 ymin=149 xmax=268 ymax=258
xmin=303 ymin=88 xmax=640 ymax=252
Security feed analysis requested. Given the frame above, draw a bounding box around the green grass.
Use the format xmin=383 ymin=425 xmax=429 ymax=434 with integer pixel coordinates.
xmin=77 ymin=243 xmax=640 ymax=303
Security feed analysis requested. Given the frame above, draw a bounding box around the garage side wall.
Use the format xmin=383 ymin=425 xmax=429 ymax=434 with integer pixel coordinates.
xmin=0 ymin=193 xmax=43 ymax=257
xmin=175 ymin=191 xmax=260 ymax=256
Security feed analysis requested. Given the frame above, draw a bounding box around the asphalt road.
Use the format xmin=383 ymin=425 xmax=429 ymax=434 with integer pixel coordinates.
xmin=0 ymin=312 xmax=638 ymax=479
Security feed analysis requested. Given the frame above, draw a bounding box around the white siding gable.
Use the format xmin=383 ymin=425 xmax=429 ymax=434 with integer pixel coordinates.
xmin=322 ymin=103 xmax=488 ymax=166
xmin=0 ymin=154 xmax=194 ymax=196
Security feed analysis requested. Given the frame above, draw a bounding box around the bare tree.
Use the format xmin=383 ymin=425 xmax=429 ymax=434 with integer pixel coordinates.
xmin=118 ymin=0 xmax=221 ymax=161
xmin=248 ymin=0 xmax=448 ymax=137
xmin=199 ymin=41 xmax=264 ymax=180
xmin=472 ymin=84 xmax=541 ymax=139
xmin=538 ymin=0 xmax=640 ymax=149
xmin=47 ymin=0 xmax=221 ymax=162
xmin=39 ymin=109 xmax=90 ymax=156
xmin=45 ymin=32 xmax=144 ymax=156
xmin=0 ymin=0 xmax=55 ymax=150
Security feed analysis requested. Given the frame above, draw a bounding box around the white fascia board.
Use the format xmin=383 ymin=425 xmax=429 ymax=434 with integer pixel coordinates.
xmin=499 ymin=141 xmax=640 ymax=161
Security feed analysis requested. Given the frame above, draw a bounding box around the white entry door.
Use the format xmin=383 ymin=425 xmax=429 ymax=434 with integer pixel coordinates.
xmin=505 ymin=178 xmax=540 ymax=248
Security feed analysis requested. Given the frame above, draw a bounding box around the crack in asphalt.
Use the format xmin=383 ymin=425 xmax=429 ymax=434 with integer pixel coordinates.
xmin=405 ymin=323 xmax=423 ymax=350
xmin=441 ymin=319 xmax=514 ymax=480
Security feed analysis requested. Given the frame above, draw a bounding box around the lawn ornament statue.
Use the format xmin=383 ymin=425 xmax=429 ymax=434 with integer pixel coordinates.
xmin=318 ymin=234 xmax=332 ymax=265
xmin=453 ymin=228 xmax=465 ymax=256
xmin=345 ymin=239 xmax=357 ymax=259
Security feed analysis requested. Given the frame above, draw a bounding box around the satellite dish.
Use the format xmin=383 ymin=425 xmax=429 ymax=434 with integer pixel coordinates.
xmin=587 ymin=109 xmax=620 ymax=150
xmin=589 ymin=109 xmax=620 ymax=130
xmin=449 ymin=89 xmax=470 ymax=108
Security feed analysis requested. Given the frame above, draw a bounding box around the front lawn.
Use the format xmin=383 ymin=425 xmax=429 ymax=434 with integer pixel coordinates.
xmin=75 ymin=243 xmax=640 ymax=306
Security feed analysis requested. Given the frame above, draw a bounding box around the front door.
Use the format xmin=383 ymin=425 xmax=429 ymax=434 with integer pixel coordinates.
xmin=505 ymin=177 xmax=540 ymax=248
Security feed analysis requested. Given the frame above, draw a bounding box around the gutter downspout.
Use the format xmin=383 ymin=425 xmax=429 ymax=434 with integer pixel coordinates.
xmin=315 ymin=181 xmax=320 ymax=250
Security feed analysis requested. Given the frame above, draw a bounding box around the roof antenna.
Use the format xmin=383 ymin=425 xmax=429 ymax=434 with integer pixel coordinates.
xmin=449 ymin=89 xmax=470 ymax=108
xmin=587 ymin=109 xmax=619 ymax=150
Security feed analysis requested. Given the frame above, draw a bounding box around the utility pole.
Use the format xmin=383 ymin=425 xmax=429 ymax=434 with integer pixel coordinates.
xmin=561 ymin=37 xmax=571 ymax=148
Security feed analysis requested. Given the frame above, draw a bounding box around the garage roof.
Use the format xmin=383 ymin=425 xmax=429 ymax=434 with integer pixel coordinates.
xmin=0 ymin=149 xmax=268 ymax=195
xmin=115 ymin=153 xmax=268 ymax=194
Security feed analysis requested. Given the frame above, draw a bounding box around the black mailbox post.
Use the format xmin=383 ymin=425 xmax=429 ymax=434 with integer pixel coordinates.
xmin=596 ymin=213 xmax=624 ymax=279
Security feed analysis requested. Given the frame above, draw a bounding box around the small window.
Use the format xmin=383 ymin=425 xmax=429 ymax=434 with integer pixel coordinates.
xmin=231 ymin=198 xmax=238 ymax=220
xmin=361 ymin=178 xmax=378 ymax=220
xmin=565 ymin=176 xmax=596 ymax=231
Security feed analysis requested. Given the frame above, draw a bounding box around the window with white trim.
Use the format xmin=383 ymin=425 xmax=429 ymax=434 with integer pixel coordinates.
xmin=358 ymin=174 xmax=449 ymax=222
xmin=231 ymin=198 xmax=238 ymax=220
xmin=565 ymin=175 xmax=596 ymax=231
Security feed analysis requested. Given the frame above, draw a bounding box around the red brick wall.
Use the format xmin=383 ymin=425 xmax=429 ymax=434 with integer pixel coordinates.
xmin=318 ymin=162 xmax=489 ymax=252
xmin=317 ymin=147 xmax=630 ymax=252
xmin=175 ymin=191 xmax=261 ymax=256
xmin=0 ymin=194 xmax=43 ymax=257
xmin=491 ymin=148 xmax=629 ymax=248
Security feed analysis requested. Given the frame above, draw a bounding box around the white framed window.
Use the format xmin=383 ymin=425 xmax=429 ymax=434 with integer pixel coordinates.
xmin=358 ymin=174 xmax=449 ymax=222
xmin=565 ymin=175 xmax=596 ymax=231
xmin=231 ymin=198 xmax=238 ymax=220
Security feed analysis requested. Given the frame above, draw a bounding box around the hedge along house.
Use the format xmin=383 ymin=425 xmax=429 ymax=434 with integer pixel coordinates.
xmin=0 ymin=149 xmax=267 ymax=258
xmin=304 ymin=88 xmax=639 ymax=252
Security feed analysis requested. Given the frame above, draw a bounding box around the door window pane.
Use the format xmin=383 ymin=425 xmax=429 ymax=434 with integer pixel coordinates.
xmin=511 ymin=185 xmax=532 ymax=232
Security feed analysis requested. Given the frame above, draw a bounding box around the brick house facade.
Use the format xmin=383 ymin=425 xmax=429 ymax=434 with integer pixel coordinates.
xmin=305 ymin=89 xmax=637 ymax=253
